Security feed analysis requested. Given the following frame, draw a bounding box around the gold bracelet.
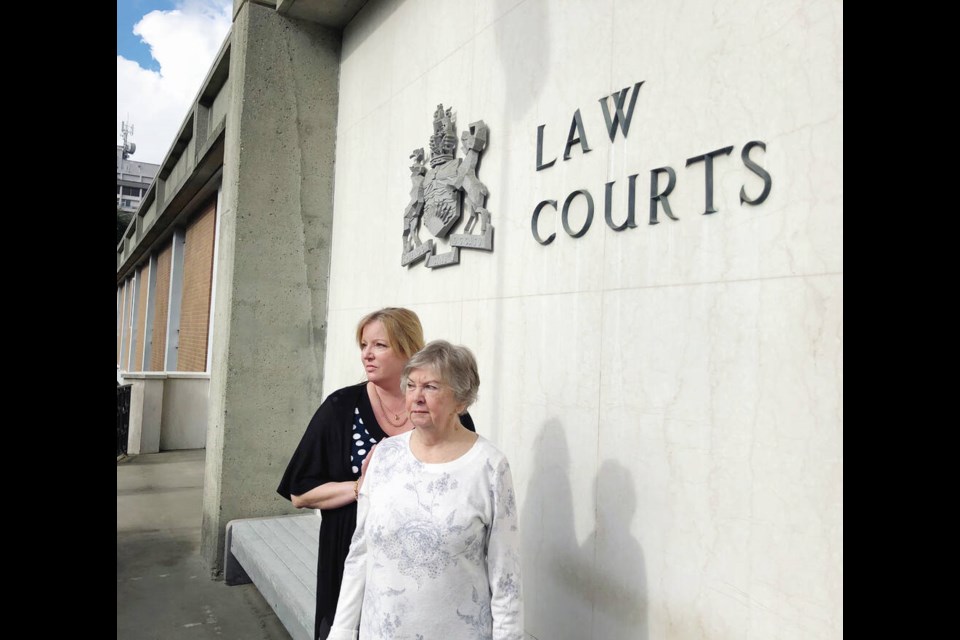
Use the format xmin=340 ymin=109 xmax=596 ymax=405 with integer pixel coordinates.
xmin=354 ymin=478 xmax=360 ymax=501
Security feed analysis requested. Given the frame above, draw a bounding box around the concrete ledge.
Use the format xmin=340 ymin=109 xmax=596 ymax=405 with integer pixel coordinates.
xmin=225 ymin=513 xmax=319 ymax=640
xmin=164 ymin=371 xmax=211 ymax=380
xmin=122 ymin=372 xmax=169 ymax=380
xmin=120 ymin=371 xmax=211 ymax=380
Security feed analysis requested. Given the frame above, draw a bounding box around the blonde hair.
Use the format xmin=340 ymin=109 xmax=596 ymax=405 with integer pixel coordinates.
xmin=355 ymin=307 xmax=425 ymax=360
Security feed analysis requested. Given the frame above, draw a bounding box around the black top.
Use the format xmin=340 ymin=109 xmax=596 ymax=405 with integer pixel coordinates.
xmin=277 ymin=382 xmax=476 ymax=639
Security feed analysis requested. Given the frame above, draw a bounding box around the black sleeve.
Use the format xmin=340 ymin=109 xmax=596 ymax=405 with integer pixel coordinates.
xmin=276 ymin=388 xmax=353 ymax=500
xmin=461 ymin=411 xmax=477 ymax=433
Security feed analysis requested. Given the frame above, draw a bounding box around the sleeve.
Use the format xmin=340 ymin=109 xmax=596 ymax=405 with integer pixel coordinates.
xmin=276 ymin=392 xmax=344 ymax=500
xmin=486 ymin=456 xmax=524 ymax=640
xmin=327 ymin=454 xmax=376 ymax=640
xmin=461 ymin=411 xmax=477 ymax=433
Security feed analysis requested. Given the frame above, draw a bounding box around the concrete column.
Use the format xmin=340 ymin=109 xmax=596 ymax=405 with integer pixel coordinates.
xmin=165 ymin=230 xmax=186 ymax=370
xmin=127 ymin=377 xmax=165 ymax=454
xmin=142 ymin=254 xmax=159 ymax=369
xmin=201 ymin=0 xmax=340 ymax=575
xmin=126 ymin=269 xmax=141 ymax=372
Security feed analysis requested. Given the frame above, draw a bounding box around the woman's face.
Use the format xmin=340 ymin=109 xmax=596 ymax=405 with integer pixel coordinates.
xmin=360 ymin=320 xmax=407 ymax=386
xmin=405 ymin=366 xmax=463 ymax=430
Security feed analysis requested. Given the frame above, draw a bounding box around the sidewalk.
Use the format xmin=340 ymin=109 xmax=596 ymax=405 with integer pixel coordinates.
xmin=117 ymin=449 xmax=292 ymax=639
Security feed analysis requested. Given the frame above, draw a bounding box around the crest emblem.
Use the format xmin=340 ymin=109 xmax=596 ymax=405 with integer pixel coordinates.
xmin=402 ymin=104 xmax=493 ymax=268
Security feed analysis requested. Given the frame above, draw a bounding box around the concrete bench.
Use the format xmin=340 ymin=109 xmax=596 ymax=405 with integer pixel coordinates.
xmin=225 ymin=513 xmax=320 ymax=640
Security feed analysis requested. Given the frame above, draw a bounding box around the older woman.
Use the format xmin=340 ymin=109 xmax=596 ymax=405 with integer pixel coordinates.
xmin=329 ymin=340 xmax=523 ymax=640
xmin=277 ymin=310 xmax=476 ymax=639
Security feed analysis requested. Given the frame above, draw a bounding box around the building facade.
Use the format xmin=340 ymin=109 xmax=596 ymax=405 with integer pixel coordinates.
xmin=116 ymin=1 xmax=843 ymax=637
xmin=117 ymin=145 xmax=160 ymax=212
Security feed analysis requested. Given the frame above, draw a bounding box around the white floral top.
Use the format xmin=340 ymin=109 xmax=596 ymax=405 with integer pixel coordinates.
xmin=328 ymin=430 xmax=523 ymax=640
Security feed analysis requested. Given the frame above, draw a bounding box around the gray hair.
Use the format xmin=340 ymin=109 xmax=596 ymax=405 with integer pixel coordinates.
xmin=402 ymin=340 xmax=479 ymax=412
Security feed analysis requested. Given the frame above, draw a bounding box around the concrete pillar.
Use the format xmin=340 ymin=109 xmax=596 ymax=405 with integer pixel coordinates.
xmin=165 ymin=230 xmax=186 ymax=370
xmin=201 ymin=0 xmax=340 ymax=576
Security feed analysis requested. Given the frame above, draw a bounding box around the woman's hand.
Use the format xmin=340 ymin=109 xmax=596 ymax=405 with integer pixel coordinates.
xmin=291 ymin=444 xmax=378 ymax=509
xmin=291 ymin=479 xmax=359 ymax=510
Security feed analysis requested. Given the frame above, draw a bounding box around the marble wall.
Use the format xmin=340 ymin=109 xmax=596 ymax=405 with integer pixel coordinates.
xmin=323 ymin=0 xmax=842 ymax=637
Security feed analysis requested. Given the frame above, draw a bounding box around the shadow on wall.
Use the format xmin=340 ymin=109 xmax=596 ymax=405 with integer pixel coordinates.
xmin=521 ymin=422 xmax=647 ymax=640
xmin=521 ymin=421 xmax=590 ymax=639
xmin=583 ymin=459 xmax=648 ymax=640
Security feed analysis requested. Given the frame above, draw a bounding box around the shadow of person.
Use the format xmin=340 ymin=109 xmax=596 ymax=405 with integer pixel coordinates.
xmin=520 ymin=421 xmax=592 ymax=640
xmin=580 ymin=460 xmax=649 ymax=640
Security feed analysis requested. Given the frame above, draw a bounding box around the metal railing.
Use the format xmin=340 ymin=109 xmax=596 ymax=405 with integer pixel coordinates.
xmin=117 ymin=384 xmax=131 ymax=457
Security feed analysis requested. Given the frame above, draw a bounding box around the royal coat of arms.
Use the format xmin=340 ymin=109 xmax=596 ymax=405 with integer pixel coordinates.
xmin=402 ymin=104 xmax=493 ymax=268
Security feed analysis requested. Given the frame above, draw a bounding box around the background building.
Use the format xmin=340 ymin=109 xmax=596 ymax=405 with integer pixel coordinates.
xmin=117 ymin=144 xmax=160 ymax=212
xmin=116 ymin=1 xmax=843 ymax=637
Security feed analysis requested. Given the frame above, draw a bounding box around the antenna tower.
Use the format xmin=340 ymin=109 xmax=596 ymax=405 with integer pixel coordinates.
xmin=121 ymin=121 xmax=136 ymax=159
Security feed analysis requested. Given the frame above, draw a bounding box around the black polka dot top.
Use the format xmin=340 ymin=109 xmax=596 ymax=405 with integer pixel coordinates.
xmin=350 ymin=407 xmax=379 ymax=477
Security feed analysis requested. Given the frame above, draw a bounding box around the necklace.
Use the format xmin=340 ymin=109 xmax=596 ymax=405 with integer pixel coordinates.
xmin=372 ymin=384 xmax=407 ymax=427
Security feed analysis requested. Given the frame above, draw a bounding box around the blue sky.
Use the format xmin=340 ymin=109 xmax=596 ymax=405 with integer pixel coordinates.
xmin=117 ymin=0 xmax=165 ymax=72
xmin=117 ymin=0 xmax=231 ymax=164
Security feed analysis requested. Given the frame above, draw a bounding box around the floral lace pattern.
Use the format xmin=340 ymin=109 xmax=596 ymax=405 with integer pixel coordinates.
xmin=332 ymin=431 xmax=523 ymax=640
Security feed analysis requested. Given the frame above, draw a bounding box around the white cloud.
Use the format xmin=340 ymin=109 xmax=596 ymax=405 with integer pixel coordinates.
xmin=117 ymin=0 xmax=232 ymax=164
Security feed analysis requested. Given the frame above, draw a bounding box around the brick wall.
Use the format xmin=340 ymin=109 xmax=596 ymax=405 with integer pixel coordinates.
xmin=177 ymin=201 xmax=216 ymax=372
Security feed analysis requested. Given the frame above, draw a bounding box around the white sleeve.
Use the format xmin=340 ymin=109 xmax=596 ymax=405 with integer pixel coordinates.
xmin=327 ymin=471 xmax=373 ymax=640
xmin=486 ymin=457 xmax=524 ymax=640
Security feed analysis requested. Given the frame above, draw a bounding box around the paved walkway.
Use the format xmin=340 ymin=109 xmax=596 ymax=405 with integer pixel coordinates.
xmin=117 ymin=449 xmax=292 ymax=639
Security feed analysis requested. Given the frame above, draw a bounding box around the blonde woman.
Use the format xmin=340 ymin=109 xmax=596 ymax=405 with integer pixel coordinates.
xmin=278 ymin=310 xmax=476 ymax=639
